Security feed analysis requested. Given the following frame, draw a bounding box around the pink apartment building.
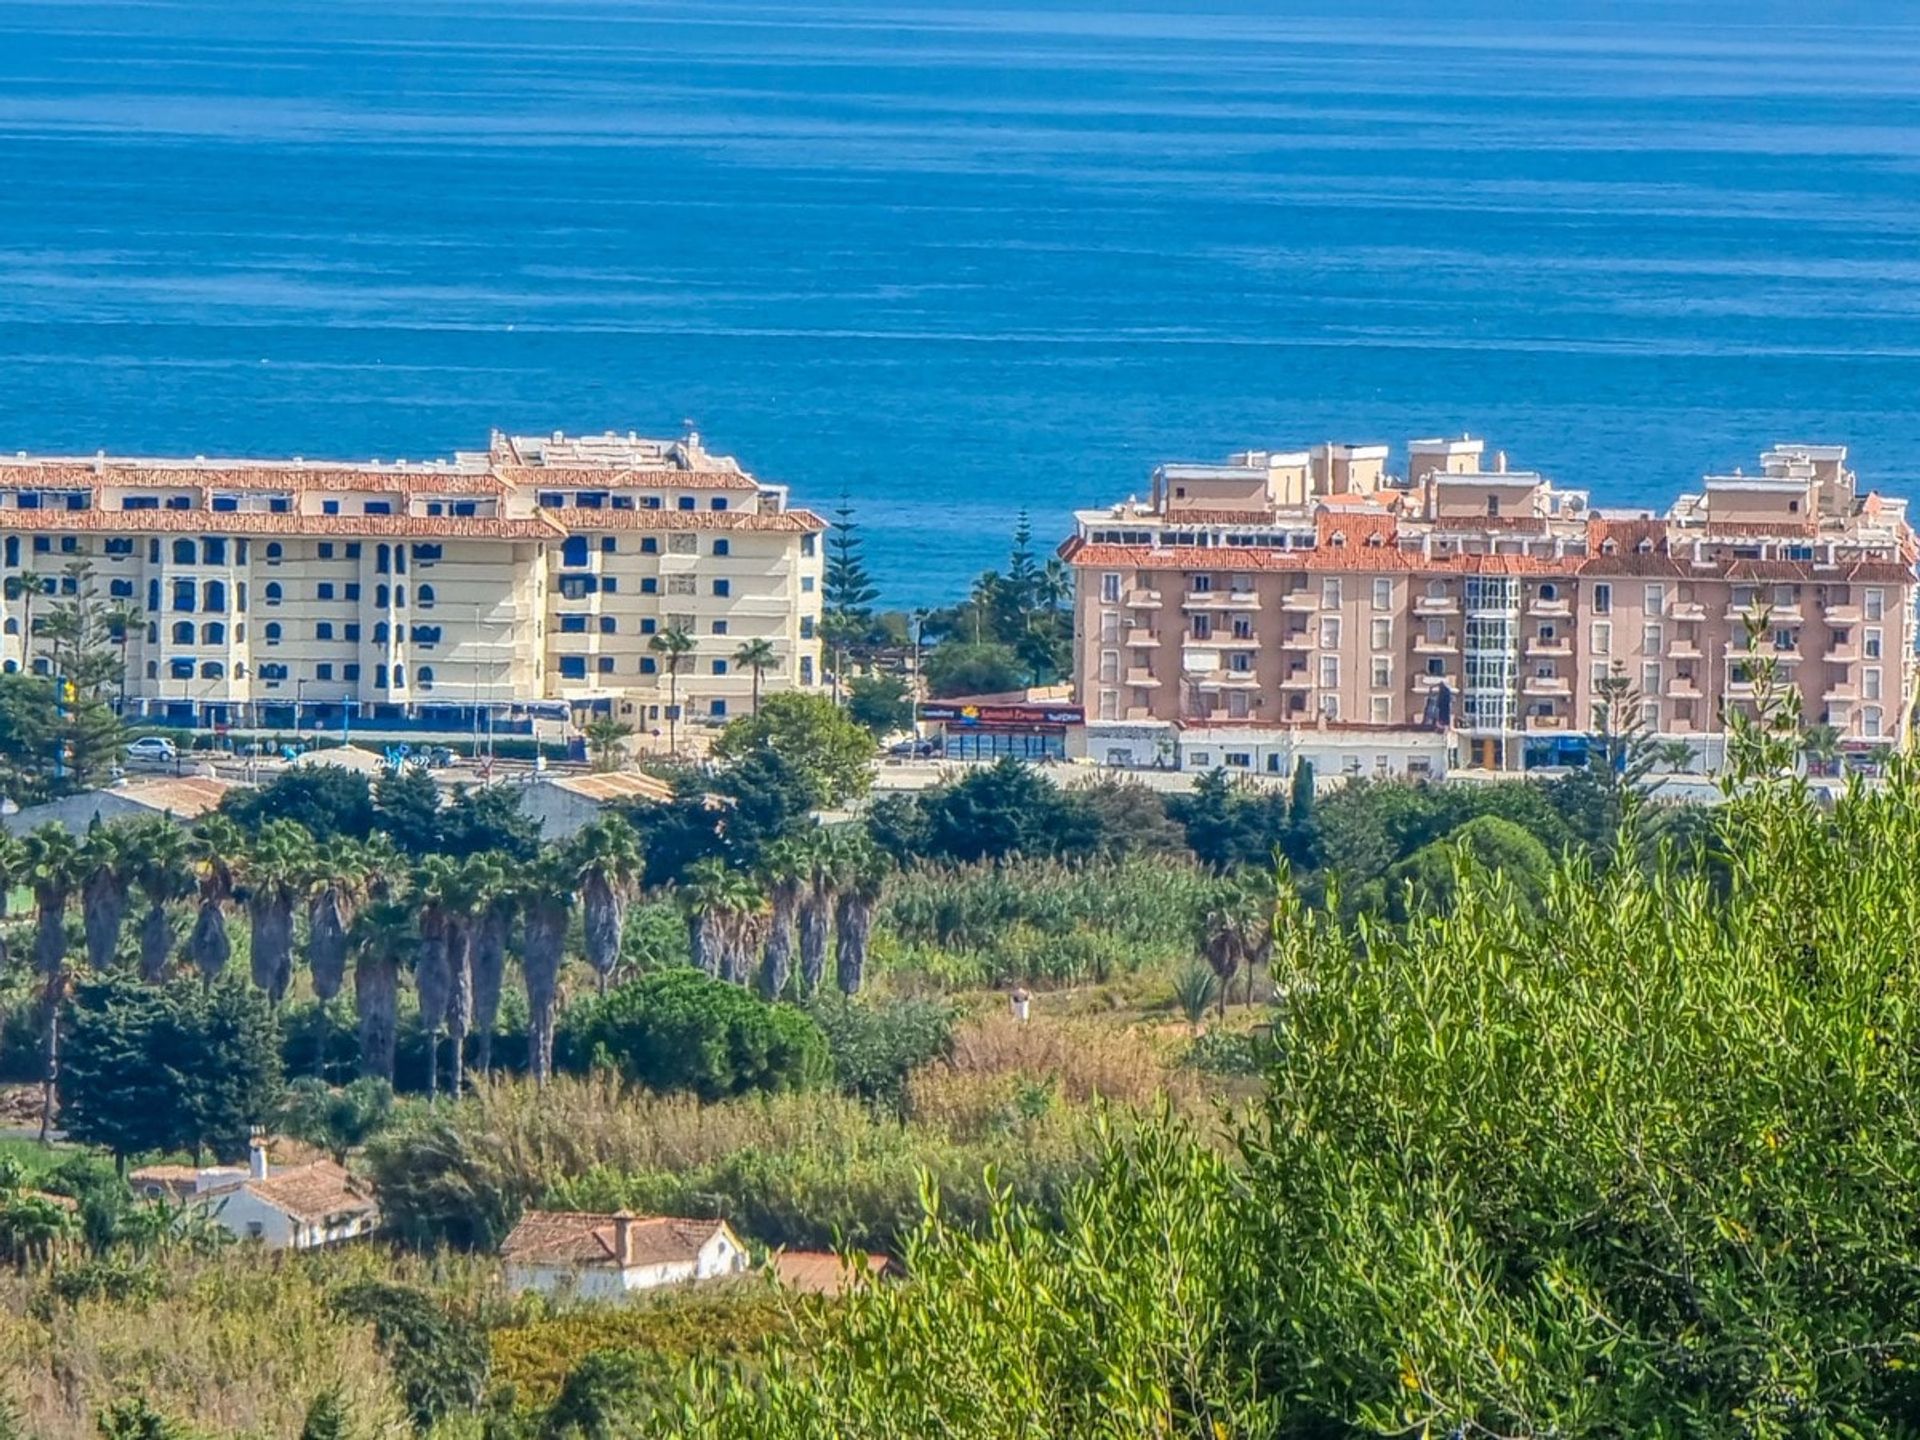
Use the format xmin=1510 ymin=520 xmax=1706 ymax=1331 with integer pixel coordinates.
xmin=1061 ymin=439 xmax=1917 ymax=775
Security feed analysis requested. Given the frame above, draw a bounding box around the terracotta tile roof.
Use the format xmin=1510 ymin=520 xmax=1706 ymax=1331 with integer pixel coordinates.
xmin=196 ymin=1159 xmax=377 ymax=1224
xmin=543 ymin=771 xmax=674 ymax=804
xmin=113 ymin=777 xmax=235 ymax=818
xmin=1062 ymin=542 xmax=1576 ymax=577
xmin=501 ymin=1210 xmax=729 ymax=1269
xmin=0 ymin=462 xmax=507 ymax=495
xmin=771 ymin=1251 xmax=890 ymax=1295
xmin=555 ymin=508 xmax=826 ymax=533
xmin=497 ymin=467 xmax=761 ymax=492
xmin=0 ymin=509 xmax=565 ymax=540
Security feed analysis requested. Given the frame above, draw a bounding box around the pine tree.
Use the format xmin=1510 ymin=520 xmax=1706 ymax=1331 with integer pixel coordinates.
xmin=35 ymin=562 xmax=127 ymax=792
xmin=298 ymin=1387 xmax=352 ymax=1440
xmin=824 ymin=496 xmax=880 ymax=676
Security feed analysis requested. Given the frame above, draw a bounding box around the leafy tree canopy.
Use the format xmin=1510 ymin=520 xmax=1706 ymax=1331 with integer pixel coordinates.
xmin=711 ymin=692 xmax=874 ymax=809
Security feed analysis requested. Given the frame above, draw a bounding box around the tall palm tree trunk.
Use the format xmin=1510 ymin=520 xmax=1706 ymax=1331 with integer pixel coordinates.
xmin=81 ymin=872 xmax=127 ymax=972
xmin=306 ymin=889 xmax=350 ymax=1002
xmin=761 ymin=885 xmax=797 ymax=999
xmin=798 ymin=886 xmax=830 ymax=994
xmin=355 ymin=952 xmax=398 ymax=1084
xmin=414 ymin=921 xmax=451 ymax=1103
xmin=522 ymin=899 xmax=567 ymax=1086
xmin=248 ymin=896 xmax=296 ymax=1005
xmin=188 ymin=901 xmax=230 ymax=985
xmin=445 ymin=920 xmax=473 ymax=1099
xmin=834 ymin=894 xmax=874 ymax=996
xmin=581 ymin=872 xmax=626 ymax=996
xmin=137 ymin=902 xmax=173 ymax=982
xmin=470 ymin=905 xmax=509 ymax=1076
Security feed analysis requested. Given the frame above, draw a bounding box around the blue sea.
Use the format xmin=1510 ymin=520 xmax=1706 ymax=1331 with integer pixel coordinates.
xmin=4 ymin=1 xmax=1920 ymax=604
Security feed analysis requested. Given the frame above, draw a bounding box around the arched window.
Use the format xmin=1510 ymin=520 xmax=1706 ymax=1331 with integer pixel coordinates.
xmin=392 ymin=663 xmax=405 ymax=687
xmin=172 ymin=620 xmax=194 ymax=644
xmin=374 ymin=664 xmax=388 ymax=689
xmin=375 ymin=585 xmax=389 ymax=608
xmin=376 ymin=544 xmax=391 ymax=574
xmin=264 ymin=582 xmax=282 ymax=605
xmin=201 ymin=622 xmax=225 ymax=645
xmin=265 ymin=542 xmax=283 ymax=562
xmin=1 ymin=661 xmax=12 ymax=675
xmin=394 ymin=585 xmax=406 ymax=608
xmin=264 ymin=622 xmax=282 ymax=644
xmin=145 ymin=661 xmax=156 ymax=679
xmin=1 ymin=619 xmax=14 ymax=637
xmin=417 ymin=584 xmax=435 ymax=609
xmin=1539 ymin=582 xmax=1558 ymax=601
xmin=202 ymin=580 xmax=226 ymax=612
xmin=200 ymin=661 xmax=224 ymax=679
xmin=417 ymin=666 xmax=435 ymax=690
xmin=172 ymin=539 xmax=195 ymax=564
xmin=236 ymin=582 xmax=247 ymax=612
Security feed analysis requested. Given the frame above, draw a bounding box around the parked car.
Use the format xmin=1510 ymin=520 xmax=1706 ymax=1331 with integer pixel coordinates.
xmin=125 ymin=736 xmax=178 ymax=763
xmin=887 ymin=738 xmax=941 ymax=759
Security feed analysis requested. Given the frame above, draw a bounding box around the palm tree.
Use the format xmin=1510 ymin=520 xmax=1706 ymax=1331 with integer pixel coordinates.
xmin=648 ymin=626 xmax=696 ymax=754
xmin=516 ymin=851 xmax=576 ymax=1087
xmin=185 ymin=816 xmax=242 ymax=985
xmin=350 ymin=896 xmax=414 ymax=1086
xmin=572 ymin=816 xmax=643 ymax=996
xmin=583 ymin=714 xmax=634 ymax=772
xmin=6 ymin=569 xmax=52 ymax=672
xmin=1197 ymin=876 xmax=1273 ymax=1018
xmin=757 ymin=835 xmax=809 ymax=1000
xmin=20 ymin=827 xmax=78 ymax=1142
xmin=101 ymin=600 xmax=143 ymax=713
xmin=77 ymin=822 xmax=133 ymax=973
xmin=680 ymin=858 xmax=765 ymax=985
xmin=1800 ymin=723 xmax=1843 ymax=779
xmin=129 ymin=821 xmax=192 ymax=982
xmin=241 ymin=820 xmax=312 ymax=1007
xmin=303 ymin=836 xmax=372 ymax=1007
xmin=464 ymin=853 xmax=516 ymax=1077
xmin=796 ymin=831 xmax=835 ymax=996
xmin=1653 ymin=739 xmax=1696 ymax=777
xmin=831 ymin=832 xmax=888 ymax=996
xmin=733 ymin=637 xmax=778 ymax=713
xmin=412 ymin=856 xmax=465 ymax=1102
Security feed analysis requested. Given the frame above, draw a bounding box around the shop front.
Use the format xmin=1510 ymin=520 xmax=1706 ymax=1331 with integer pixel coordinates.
xmin=921 ymin=700 xmax=1086 ymax=762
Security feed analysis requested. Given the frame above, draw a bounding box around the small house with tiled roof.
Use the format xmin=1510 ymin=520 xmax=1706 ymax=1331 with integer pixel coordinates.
xmin=768 ymin=1250 xmax=892 ymax=1296
xmin=139 ymin=1136 xmax=379 ymax=1251
xmin=501 ymin=1209 xmax=748 ymax=1300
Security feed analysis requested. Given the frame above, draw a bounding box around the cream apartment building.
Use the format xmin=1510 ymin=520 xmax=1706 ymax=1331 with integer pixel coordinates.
xmin=0 ymin=431 xmax=825 ymax=732
xmin=1063 ymin=439 xmax=1917 ymax=775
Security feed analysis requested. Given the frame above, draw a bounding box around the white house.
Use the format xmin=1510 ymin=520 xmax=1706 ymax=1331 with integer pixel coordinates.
xmin=4 ymin=775 xmax=235 ymax=835
xmin=132 ymin=1137 xmax=379 ymax=1251
xmin=500 ymin=1209 xmax=748 ymax=1299
xmin=510 ymin=771 xmax=674 ymax=839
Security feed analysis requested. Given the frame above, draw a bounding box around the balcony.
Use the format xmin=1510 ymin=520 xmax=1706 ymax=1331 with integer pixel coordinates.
xmin=1125 ymin=589 xmax=1162 ymax=609
xmin=1665 ymin=678 xmax=1701 ymax=700
xmin=1523 ymin=675 xmax=1571 ymax=697
xmin=1204 ymin=669 xmax=1261 ymax=689
xmin=1414 ymin=596 xmax=1459 ymax=617
xmin=1669 ymin=601 xmax=1707 ymax=623
xmin=1667 ymin=641 xmax=1702 ymax=660
xmin=1414 ymin=634 xmax=1459 ymax=655
xmin=1529 ymin=597 xmax=1572 ymax=618
xmin=1122 ymin=707 xmax=1158 ymax=721
xmin=1125 ymin=629 xmax=1160 ymax=647
xmin=1410 ymin=674 xmax=1455 ymax=693
xmin=1124 ymin=668 xmax=1161 ymax=687
xmin=1525 ymin=637 xmax=1571 ymax=657
xmin=1280 ymin=668 xmax=1314 ymax=691
xmin=1824 ymin=604 xmax=1862 ymax=625
xmin=1826 ymin=645 xmax=1857 ymax=663
xmin=1525 ymin=714 xmax=1570 ymax=731
xmin=1824 ymin=682 xmax=1859 ymax=702
xmin=1280 ymin=591 xmax=1319 ymax=613
xmin=1728 ymin=603 xmax=1802 ymax=626
xmin=1279 ymin=629 xmax=1313 ymax=649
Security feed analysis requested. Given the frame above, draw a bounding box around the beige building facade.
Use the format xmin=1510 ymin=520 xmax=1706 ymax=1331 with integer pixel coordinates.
xmin=0 ymin=431 xmax=825 ymax=733
xmin=1064 ymin=439 xmax=1918 ymax=773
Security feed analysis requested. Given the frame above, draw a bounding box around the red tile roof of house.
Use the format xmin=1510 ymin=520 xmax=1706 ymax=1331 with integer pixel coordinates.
xmin=500 ymin=1210 xmax=730 ymax=1269
xmin=771 ymin=1251 xmax=890 ymax=1295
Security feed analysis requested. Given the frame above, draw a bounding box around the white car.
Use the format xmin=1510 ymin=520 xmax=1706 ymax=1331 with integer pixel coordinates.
xmin=125 ymin=736 xmax=178 ymax=764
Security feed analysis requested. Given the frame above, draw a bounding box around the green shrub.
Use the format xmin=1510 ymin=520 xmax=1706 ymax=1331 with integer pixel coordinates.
xmin=564 ymin=970 xmax=829 ymax=1102
xmin=807 ymin=995 xmax=956 ymax=1111
xmin=329 ymin=1280 xmax=486 ymax=1432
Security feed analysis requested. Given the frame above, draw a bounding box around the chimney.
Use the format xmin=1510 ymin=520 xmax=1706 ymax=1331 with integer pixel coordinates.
xmin=613 ymin=1210 xmax=637 ymax=1268
xmin=248 ymin=1128 xmax=269 ymax=1181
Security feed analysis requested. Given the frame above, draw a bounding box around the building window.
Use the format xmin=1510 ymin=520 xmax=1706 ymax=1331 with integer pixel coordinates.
xmin=710 ymin=698 xmax=728 ymax=716
xmin=640 ymin=657 xmax=657 ymax=675
xmin=264 ymin=583 xmax=282 ymax=605
xmin=1863 ymin=705 xmax=1884 ymax=737
xmin=171 ymin=620 xmax=194 ymax=645
xmin=1371 ymin=696 xmax=1391 ymax=724
xmin=418 ymin=584 xmax=435 ymax=608
xmin=418 ymin=667 xmax=434 ymax=689
xmin=597 ymin=656 xmax=614 ymax=674
xmin=600 ymin=616 xmax=617 ymax=634
xmin=1590 ymin=621 xmax=1611 ymax=656
xmin=170 ymin=659 xmax=193 ymax=680
xmin=1644 ymin=584 xmax=1664 ymax=612
xmin=640 ymin=537 xmax=659 ymax=554
xmin=1371 ymin=657 xmax=1391 ymax=689
xmin=375 ymin=665 xmax=387 ymax=688
xmin=318 ymin=582 xmax=336 ymax=601
xmin=1641 ymin=623 xmax=1662 ymax=653
xmin=1321 ymin=577 xmax=1342 ymax=609
xmin=315 ymin=663 xmax=333 ymax=681
xmin=712 ymin=660 xmax=728 ymax=675
xmin=171 ymin=539 xmax=195 ymax=564
xmin=1318 ymin=655 xmax=1339 ymax=688
xmin=559 ymin=656 xmax=587 ymax=680
xmin=316 ymin=623 xmax=333 ymax=641
xmin=317 ymin=543 xmax=334 ymax=559
xmin=562 ymin=536 xmax=589 ymax=567
xmin=200 ymin=661 xmax=223 ymax=679
xmin=202 ymin=622 xmax=225 ymax=645
xmin=322 ymin=500 xmax=339 ymax=516
xmin=1372 ymin=578 xmax=1391 ymax=610
xmin=1318 ymin=616 xmax=1341 ymax=650
xmin=712 ymin=539 xmax=729 ymax=557
xmin=1370 ymin=618 xmax=1390 ymax=651
xmin=1865 ymin=668 xmax=1883 ymax=701
xmin=712 ymin=579 xmax=730 ymax=598
xmin=799 ymin=655 xmax=814 ymax=684
xmin=202 ymin=538 xmax=225 ymax=564
xmin=801 ymin=534 xmax=816 ymax=557
xmin=1866 ymin=628 xmax=1883 ymax=659
xmin=172 ymin=580 xmax=195 ymax=613
xmin=1866 ymin=588 xmax=1885 ymax=621
xmin=1591 ymin=583 xmax=1611 ymax=615
xmin=678 ymin=496 xmax=696 ymax=511
xmin=343 ymin=663 xmax=359 ymax=682
xmin=560 ymin=615 xmax=588 ymax=634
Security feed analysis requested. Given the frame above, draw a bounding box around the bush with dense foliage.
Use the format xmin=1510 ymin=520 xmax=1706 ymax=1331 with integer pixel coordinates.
xmin=627 ymin=754 xmax=1920 ymax=1437
xmin=564 ymin=969 xmax=829 ymax=1102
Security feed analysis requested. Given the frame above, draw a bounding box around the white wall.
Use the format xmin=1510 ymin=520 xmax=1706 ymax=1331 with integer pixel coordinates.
xmin=507 ymin=1229 xmax=748 ymax=1301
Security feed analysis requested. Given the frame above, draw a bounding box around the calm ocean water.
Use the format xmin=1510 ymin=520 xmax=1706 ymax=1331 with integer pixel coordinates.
xmin=3 ymin=1 xmax=1920 ymax=603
